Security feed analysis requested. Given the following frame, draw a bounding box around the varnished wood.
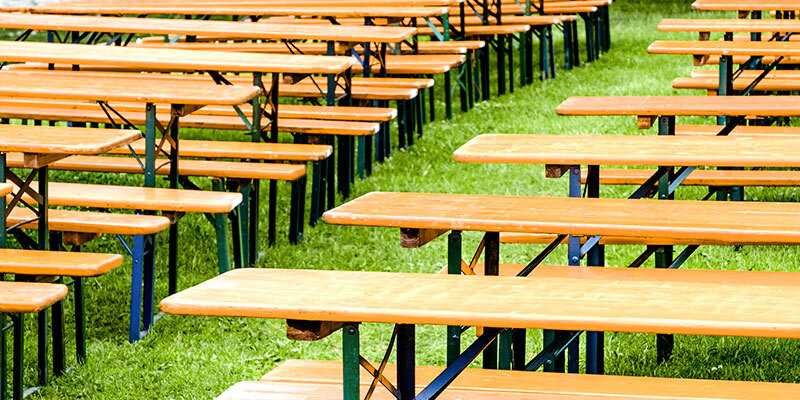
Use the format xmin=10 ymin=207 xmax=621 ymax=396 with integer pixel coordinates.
xmin=7 ymin=207 xmax=171 ymax=235
xmin=0 ymin=41 xmax=353 ymax=74
xmin=557 ymin=95 xmax=800 ymax=117
xmin=107 ymin=139 xmax=332 ymax=162
xmin=582 ymin=168 xmax=800 ymax=188
xmin=249 ymin=359 xmax=800 ymax=400
xmin=498 ymin=232 xmax=764 ymax=246
xmin=0 ymin=281 xmax=68 ymax=313
xmin=22 ymin=153 xmax=70 ymax=169
xmin=0 ymin=182 xmax=11 ymax=197
xmin=0 ymin=13 xmax=416 ymax=43
xmin=692 ymin=0 xmax=800 ymax=12
xmin=659 ymin=18 xmax=800 ymax=33
xmin=674 ymin=76 xmax=800 ymax=92
xmin=286 ymin=320 xmax=344 ymax=341
xmin=419 ymin=24 xmax=530 ymax=37
xmin=0 ymin=248 xmax=122 ymax=277
xmin=162 ymin=266 xmax=800 ymax=338
xmin=10 ymin=4 xmax=447 ymax=18
xmin=322 ymin=192 xmax=800 ymax=245
xmin=0 ymin=72 xmax=258 ymax=105
xmin=453 ymin=133 xmax=800 ymax=168
xmin=5 ymin=153 xmax=307 ymax=181
xmin=11 ymin=181 xmax=242 ymax=213
xmin=0 ymin=105 xmax=379 ymax=136
xmin=0 ymin=124 xmax=140 ymax=156
xmin=675 ymin=123 xmax=800 ymax=136
xmin=63 ymin=231 xmax=101 ymax=246
xmin=400 ymin=228 xmax=448 ymax=248
xmin=648 ymin=40 xmax=800 ymax=58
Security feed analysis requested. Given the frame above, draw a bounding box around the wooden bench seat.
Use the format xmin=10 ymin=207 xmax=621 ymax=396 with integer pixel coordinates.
xmin=498 ymin=232 xmax=735 ymax=246
xmin=0 ymin=248 xmax=122 ymax=277
xmin=5 ymin=153 xmax=307 ymax=181
xmin=0 ymin=105 xmax=380 ymax=136
xmin=221 ymin=359 xmax=799 ymax=400
xmin=0 ymin=181 xmax=10 ymax=197
xmin=675 ymin=123 xmax=800 ymax=136
xmin=691 ymin=68 xmax=800 ymax=79
xmin=0 ymin=281 xmax=68 ymax=314
xmin=673 ymin=76 xmax=800 ymax=93
xmin=419 ymin=23 xmax=531 ymax=37
xmin=578 ymin=168 xmax=800 ymax=188
xmin=105 ymin=139 xmax=331 ymax=162
xmin=647 ymin=40 xmax=800 ymax=66
xmin=11 ymin=181 xmax=242 ymax=214
xmin=7 ymin=207 xmax=171 ymax=236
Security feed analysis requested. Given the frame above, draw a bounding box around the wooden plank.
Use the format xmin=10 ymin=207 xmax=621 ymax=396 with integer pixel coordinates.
xmin=0 ymin=13 xmax=416 ymax=43
xmin=452 ymin=133 xmax=800 ymax=168
xmin=0 ymin=182 xmax=12 ymax=197
xmin=692 ymin=0 xmax=800 ymax=12
xmin=7 ymin=207 xmax=171 ymax=235
xmin=659 ymin=18 xmax=800 ymax=32
xmin=498 ymin=232 xmax=748 ymax=246
xmin=255 ymin=359 xmax=800 ymax=400
xmin=107 ymin=139 xmax=332 ymax=162
xmin=583 ymin=168 xmax=800 ymax=188
xmin=22 ymin=153 xmax=70 ymax=169
xmin=161 ymin=266 xmax=800 ymax=338
xmin=648 ymin=40 xmax=800 ymax=57
xmin=0 ymin=124 xmax=140 ymax=155
xmin=5 ymin=154 xmax=308 ymax=181
xmin=556 ymin=95 xmax=800 ymax=117
xmin=400 ymin=228 xmax=448 ymax=248
xmin=675 ymin=123 xmax=800 ymax=136
xmin=321 ymin=192 xmax=800 ymax=245
xmin=674 ymin=76 xmax=800 ymax=92
xmin=0 ymin=72 xmax=258 ymax=105
xmin=286 ymin=320 xmax=344 ymax=341
xmin=11 ymin=182 xmax=243 ymax=214
xmin=0 ymin=281 xmax=68 ymax=313
xmin=0 ymin=248 xmax=122 ymax=277
xmin=0 ymin=41 xmax=353 ymax=75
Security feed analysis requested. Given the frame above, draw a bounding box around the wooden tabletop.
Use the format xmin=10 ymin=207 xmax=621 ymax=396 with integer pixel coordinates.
xmin=649 ymin=40 xmax=800 ymax=58
xmin=0 ymin=13 xmax=416 ymax=43
xmin=0 ymin=73 xmax=259 ymax=105
xmin=453 ymin=134 xmax=800 ymax=168
xmin=322 ymin=192 xmax=800 ymax=245
xmin=0 ymin=41 xmax=354 ymax=75
xmin=692 ymin=0 xmax=800 ymax=11
xmin=659 ymin=18 xmax=800 ymax=32
xmin=0 ymin=281 xmax=68 ymax=313
xmin=161 ymin=266 xmax=800 ymax=338
xmin=0 ymin=124 xmax=140 ymax=155
xmin=10 ymin=4 xmax=447 ymax=18
xmin=557 ymin=96 xmax=800 ymax=117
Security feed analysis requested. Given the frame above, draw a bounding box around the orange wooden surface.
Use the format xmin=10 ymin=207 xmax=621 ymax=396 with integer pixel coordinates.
xmin=0 ymin=124 xmax=140 ymax=155
xmin=0 ymin=72 xmax=258 ymax=105
xmin=453 ymin=133 xmax=800 ymax=168
xmin=322 ymin=192 xmax=800 ymax=245
xmin=648 ymin=40 xmax=800 ymax=57
xmin=0 ymin=248 xmax=122 ymax=277
xmin=586 ymin=168 xmax=800 ymax=187
xmin=659 ymin=18 xmax=800 ymax=32
xmin=162 ymin=266 xmax=800 ymax=338
xmin=0 ymin=105 xmax=379 ymax=136
xmin=498 ymin=232 xmax=759 ymax=246
xmin=692 ymin=0 xmax=800 ymax=11
xmin=673 ymin=76 xmax=800 ymax=92
xmin=5 ymin=153 xmax=307 ymax=181
xmin=0 ymin=13 xmax=415 ymax=43
xmin=0 ymin=281 xmax=68 ymax=313
xmin=692 ymin=68 xmax=800 ymax=79
xmin=420 ymin=24 xmax=530 ymax=37
xmin=0 ymin=182 xmax=10 ymax=197
xmin=7 ymin=207 xmax=171 ymax=235
xmin=138 ymin=38 xmax=482 ymax=55
xmin=0 ymin=41 xmax=353 ymax=74
xmin=675 ymin=123 xmax=800 ymax=136
xmin=11 ymin=4 xmax=446 ymax=18
xmin=249 ymin=359 xmax=800 ymax=400
xmin=107 ymin=139 xmax=332 ymax=162
xmin=11 ymin=182 xmax=242 ymax=213
xmin=42 ymin=0 xmax=460 ymax=6
xmin=556 ymin=95 xmax=800 ymax=117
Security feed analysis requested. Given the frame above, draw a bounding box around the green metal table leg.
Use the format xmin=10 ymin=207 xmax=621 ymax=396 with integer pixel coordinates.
xmin=212 ymin=179 xmax=231 ymax=273
xmin=445 ymin=69 xmax=453 ymax=119
xmin=310 ymin=161 xmax=322 ymax=226
xmin=446 ymin=231 xmax=462 ymax=365
xmin=12 ymin=314 xmax=22 ymax=400
xmin=37 ymin=310 xmax=47 ymax=386
xmin=357 ymin=137 xmax=366 ymax=179
xmin=656 ymin=116 xmax=675 ymax=364
xmin=74 ymin=276 xmax=86 ymax=364
xmin=51 ymin=286 xmax=65 ymax=376
xmin=483 ymin=231 xmax=499 ymax=369
xmin=498 ymin=34 xmax=507 ymax=95
xmin=342 ymin=323 xmax=360 ymax=400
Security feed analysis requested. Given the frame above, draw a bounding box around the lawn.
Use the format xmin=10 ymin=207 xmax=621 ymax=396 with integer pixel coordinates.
xmin=9 ymin=1 xmax=800 ymax=398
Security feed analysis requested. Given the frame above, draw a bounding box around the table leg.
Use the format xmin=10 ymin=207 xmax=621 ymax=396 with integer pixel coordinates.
xmin=446 ymin=231 xmax=462 ymax=365
xmin=657 ymin=116 xmax=675 ymax=364
xmin=482 ymin=232 xmax=499 ymax=370
xmin=585 ymin=165 xmax=604 ymax=375
xmin=342 ymin=323 xmax=360 ymax=400
xmin=397 ymin=324 xmax=415 ymax=400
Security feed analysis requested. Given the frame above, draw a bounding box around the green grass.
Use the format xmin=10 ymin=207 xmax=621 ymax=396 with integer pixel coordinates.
xmin=7 ymin=1 xmax=800 ymax=398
